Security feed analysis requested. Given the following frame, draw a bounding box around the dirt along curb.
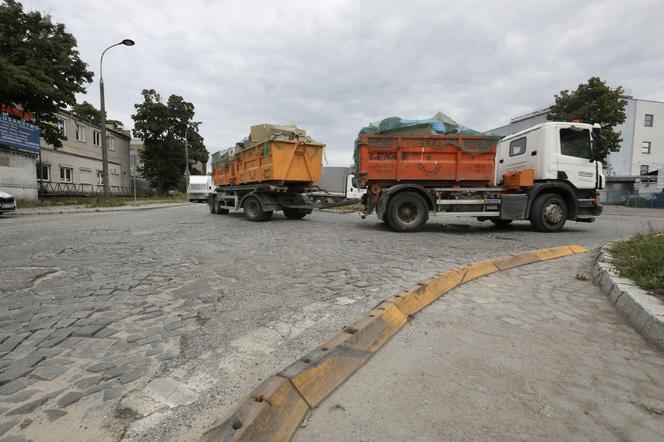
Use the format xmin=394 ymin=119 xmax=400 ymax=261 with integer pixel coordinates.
xmin=593 ymin=244 xmax=664 ymax=350
xmin=200 ymin=244 xmax=589 ymax=442
xmin=13 ymin=202 xmax=190 ymax=217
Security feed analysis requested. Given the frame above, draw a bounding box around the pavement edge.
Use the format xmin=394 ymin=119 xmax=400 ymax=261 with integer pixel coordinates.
xmin=14 ymin=202 xmax=189 ymax=217
xmin=200 ymin=244 xmax=588 ymax=442
xmin=593 ymin=244 xmax=664 ymax=350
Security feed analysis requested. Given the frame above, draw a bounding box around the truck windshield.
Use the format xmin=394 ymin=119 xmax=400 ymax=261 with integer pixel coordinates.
xmin=560 ymin=128 xmax=592 ymax=159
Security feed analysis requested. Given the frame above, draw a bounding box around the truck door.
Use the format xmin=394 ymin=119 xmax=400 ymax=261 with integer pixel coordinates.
xmin=496 ymin=136 xmax=530 ymax=182
xmin=556 ymin=126 xmax=595 ymax=189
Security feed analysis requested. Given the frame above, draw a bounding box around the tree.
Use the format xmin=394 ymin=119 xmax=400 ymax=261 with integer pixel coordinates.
xmin=0 ymin=0 xmax=93 ymax=147
xmin=547 ymin=77 xmax=627 ymax=163
xmin=71 ymin=101 xmax=102 ymax=124
xmin=132 ymin=89 xmax=209 ymax=193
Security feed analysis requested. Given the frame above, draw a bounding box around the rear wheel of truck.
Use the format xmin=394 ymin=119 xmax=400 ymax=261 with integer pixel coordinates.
xmin=386 ymin=191 xmax=429 ymax=232
xmin=490 ymin=219 xmax=513 ymax=227
xmin=208 ymin=196 xmax=217 ymax=214
xmin=530 ymin=193 xmax=567 ymax=232
xmin=243 ymin=196 xmax=272 ymax=222
xmin=283 ymin=208 xmax=309 ymax=219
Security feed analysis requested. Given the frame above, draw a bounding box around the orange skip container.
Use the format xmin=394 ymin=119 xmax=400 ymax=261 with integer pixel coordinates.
xmin=357 ymin=134 xmax=497 ymax=187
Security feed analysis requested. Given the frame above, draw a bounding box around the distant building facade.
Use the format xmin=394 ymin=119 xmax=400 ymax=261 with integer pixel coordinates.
xmin=489 ymin=97 xmax=664 ymax=176
xmin=38 ymin=111 xmax=131 ymax=195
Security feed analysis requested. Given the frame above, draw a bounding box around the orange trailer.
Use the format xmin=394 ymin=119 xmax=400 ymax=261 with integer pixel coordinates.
xmin=208 ymin=124 xmax=325 ymax=222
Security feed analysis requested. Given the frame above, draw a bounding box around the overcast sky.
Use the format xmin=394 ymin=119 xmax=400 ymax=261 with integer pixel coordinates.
xmin=25 ymin=0 xmax=664 ymax=165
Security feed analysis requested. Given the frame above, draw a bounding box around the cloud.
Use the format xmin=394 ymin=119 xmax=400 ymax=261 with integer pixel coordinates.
xmin=26 ymin=0 xmax=664 ymax=165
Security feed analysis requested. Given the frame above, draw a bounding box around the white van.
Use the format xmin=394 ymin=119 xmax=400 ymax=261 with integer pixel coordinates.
xmin=187 ymin=175 xmax=213 ymax=203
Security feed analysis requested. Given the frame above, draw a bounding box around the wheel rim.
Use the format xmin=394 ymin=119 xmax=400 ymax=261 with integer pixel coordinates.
xmin=544 ymin=202 xmax=563 ymax=224
xmin=397 ymin=202 xmax=418 ymax=224
xmin=245 ymin=200 xmax=259 ymax=218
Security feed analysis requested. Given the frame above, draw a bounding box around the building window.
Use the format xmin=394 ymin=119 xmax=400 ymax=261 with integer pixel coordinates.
xmin=57 ymin=118 xmax=67 ymax=137
xmin=640 ymin=165 xmax=649 ymax=175
xmin=107 ymin=135 xmax=115 ymax=151
xmin=645 ymin=114 xmax=654 ymax=127
xmin=642 ymin=141 xmax=651 ymax=154
xmin=111 ymin=166 xmax=120 ymax=176
xmin=97 ymin=170 xmax=104 ymax=185
xmin=37 ymin=164 xmax=51 ymax=181
xmin=509 ymin=137 xmax=527 ymax=156
xmin=60 ymin=166 xmax=73 ymax=183
xmin=75 ymin=123 xmax=86 ymax=142
xmin=92 ymin=130 xmax=101 ymax=146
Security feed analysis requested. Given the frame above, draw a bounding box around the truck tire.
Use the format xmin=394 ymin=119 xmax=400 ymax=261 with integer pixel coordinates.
xmin=490 ymin=219 xmax=513 ymax=227
xmin=243 ymin=196 xmax=272 ymax=222
xmin=208 ymin=196 xmax=217 ymax=214
xmin=529 ymin=193 xmax=567 ymax=232
xmin=386 ymin=191 xmax=429 ymax=232
xmin=283 ymin=208 xmax=309 ymax=219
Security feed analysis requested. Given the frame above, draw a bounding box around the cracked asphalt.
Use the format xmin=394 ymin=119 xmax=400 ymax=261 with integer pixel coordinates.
xmin=0 ymin=205 xmax=663 ymax=441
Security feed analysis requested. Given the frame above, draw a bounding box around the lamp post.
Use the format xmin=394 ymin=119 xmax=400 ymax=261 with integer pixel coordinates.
xmin=99 ymin=38 xmax=134 ymax=201
xmin=184 ymin=124 xmax=191 ymax=188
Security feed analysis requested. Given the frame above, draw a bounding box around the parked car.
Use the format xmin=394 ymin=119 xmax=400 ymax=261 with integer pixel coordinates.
xmin=0 ymin=191 xmax=16 ymax=216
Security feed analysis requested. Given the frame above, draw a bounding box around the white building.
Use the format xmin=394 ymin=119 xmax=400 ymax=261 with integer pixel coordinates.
xmin=0 ymin=146 xmax=39 ymax=200
xmin=489 ymin=97 xmax=664 ymax=176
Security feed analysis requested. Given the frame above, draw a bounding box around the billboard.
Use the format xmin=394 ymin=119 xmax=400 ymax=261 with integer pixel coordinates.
xmin=0 ymin=112 xmax=41 ymax=154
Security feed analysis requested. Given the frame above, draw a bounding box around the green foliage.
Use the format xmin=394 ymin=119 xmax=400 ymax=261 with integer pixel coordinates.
xmin=547 ymin=77 xmax=627 ymax=163
xmin=611 ymin=230 xmax=664 ymax=295
xmin=71 ymin=101 xmax=102 ymax=124
xmin=0 ymin=0 xmax=93 ymax=147
xmin=132 ymin=89 xmax=209 ymax=193
xmin=610 ymin=230 xmax=664 ymax=296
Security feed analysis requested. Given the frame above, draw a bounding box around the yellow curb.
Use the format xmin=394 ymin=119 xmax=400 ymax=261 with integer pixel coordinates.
xmin=200 ymin=244 xmax=588 ymax=441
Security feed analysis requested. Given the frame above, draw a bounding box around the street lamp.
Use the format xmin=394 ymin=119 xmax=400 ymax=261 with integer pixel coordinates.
xmin=99 ymin=38 xmax=134 ymax=201
xmin=184 ymin=124 xmax=191 ymax=188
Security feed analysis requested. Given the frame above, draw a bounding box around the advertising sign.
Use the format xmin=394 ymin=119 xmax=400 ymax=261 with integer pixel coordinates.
xmin=0 ymin=110 xmax=41 ymax=154
xmin=657 ymin=169 xmax=664 ymax=190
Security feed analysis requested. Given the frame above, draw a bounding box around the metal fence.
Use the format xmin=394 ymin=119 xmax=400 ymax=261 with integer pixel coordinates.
xmin=37 ymin=181 xmax=151 ymax=197
xmin=600 ymin=190 xmax=664 ymax=208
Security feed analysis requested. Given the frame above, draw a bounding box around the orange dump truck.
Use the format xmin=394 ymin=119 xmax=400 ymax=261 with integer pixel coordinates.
xmin=208 ymin=124 xmax=325 ymax=221
xmin=358 ymin=121 xmax=605 ymax=232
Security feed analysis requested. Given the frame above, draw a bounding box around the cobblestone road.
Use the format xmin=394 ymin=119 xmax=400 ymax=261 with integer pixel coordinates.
xmin=0 ymin=205 xmax=663 ymax=441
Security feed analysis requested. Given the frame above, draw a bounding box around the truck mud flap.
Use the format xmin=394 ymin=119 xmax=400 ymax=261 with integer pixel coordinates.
xmin=500 ymin=194 xmax=528 ymax=220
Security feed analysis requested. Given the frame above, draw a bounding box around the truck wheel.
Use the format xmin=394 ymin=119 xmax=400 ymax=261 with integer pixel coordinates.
xmin=490 ymin=219 xmax=513 ymax=227
xmin=243 ymin=196 xmax=272 ymax=222
xmin=208 ymin=196 xmax=217 ymax=214
xmin=283 ymin=208 xmax=309 ymax=219
xmin=530 ymin=193 xmax=567 ymax=232
xmin=386 ymin=191 xmax=429 ymax=232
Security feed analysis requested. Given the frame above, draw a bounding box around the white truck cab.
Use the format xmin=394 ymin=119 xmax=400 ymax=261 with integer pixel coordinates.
xmin=495 ymin=121 xmax=604 ymax=190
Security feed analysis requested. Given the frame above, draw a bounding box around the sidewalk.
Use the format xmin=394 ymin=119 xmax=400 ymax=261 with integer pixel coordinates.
xmin=295 ymin=254 xmax=664 ymax=441
xmin=12 ymin=202 xmax=189 ymax=216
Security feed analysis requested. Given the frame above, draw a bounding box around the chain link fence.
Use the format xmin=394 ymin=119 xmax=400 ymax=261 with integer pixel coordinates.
xmin=600 ymin=190 xmax=664 ymax=208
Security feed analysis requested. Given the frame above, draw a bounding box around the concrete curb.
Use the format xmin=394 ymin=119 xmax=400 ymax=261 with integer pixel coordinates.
xmin=593 ymin=244 xmax=664 ymax=350
xmin=13 ymin=203 xmax=189 ymax=217
xmin=200 ymin=245 xmax=588 ymax=442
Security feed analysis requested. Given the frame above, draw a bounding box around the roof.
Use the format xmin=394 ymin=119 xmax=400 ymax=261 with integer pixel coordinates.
xmin=57 ymin=109 xmax=130 ymax=139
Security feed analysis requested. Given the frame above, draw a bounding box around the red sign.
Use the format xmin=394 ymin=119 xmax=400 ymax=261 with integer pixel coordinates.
xmin=0 ymin=103 xmax=34 ymax=122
